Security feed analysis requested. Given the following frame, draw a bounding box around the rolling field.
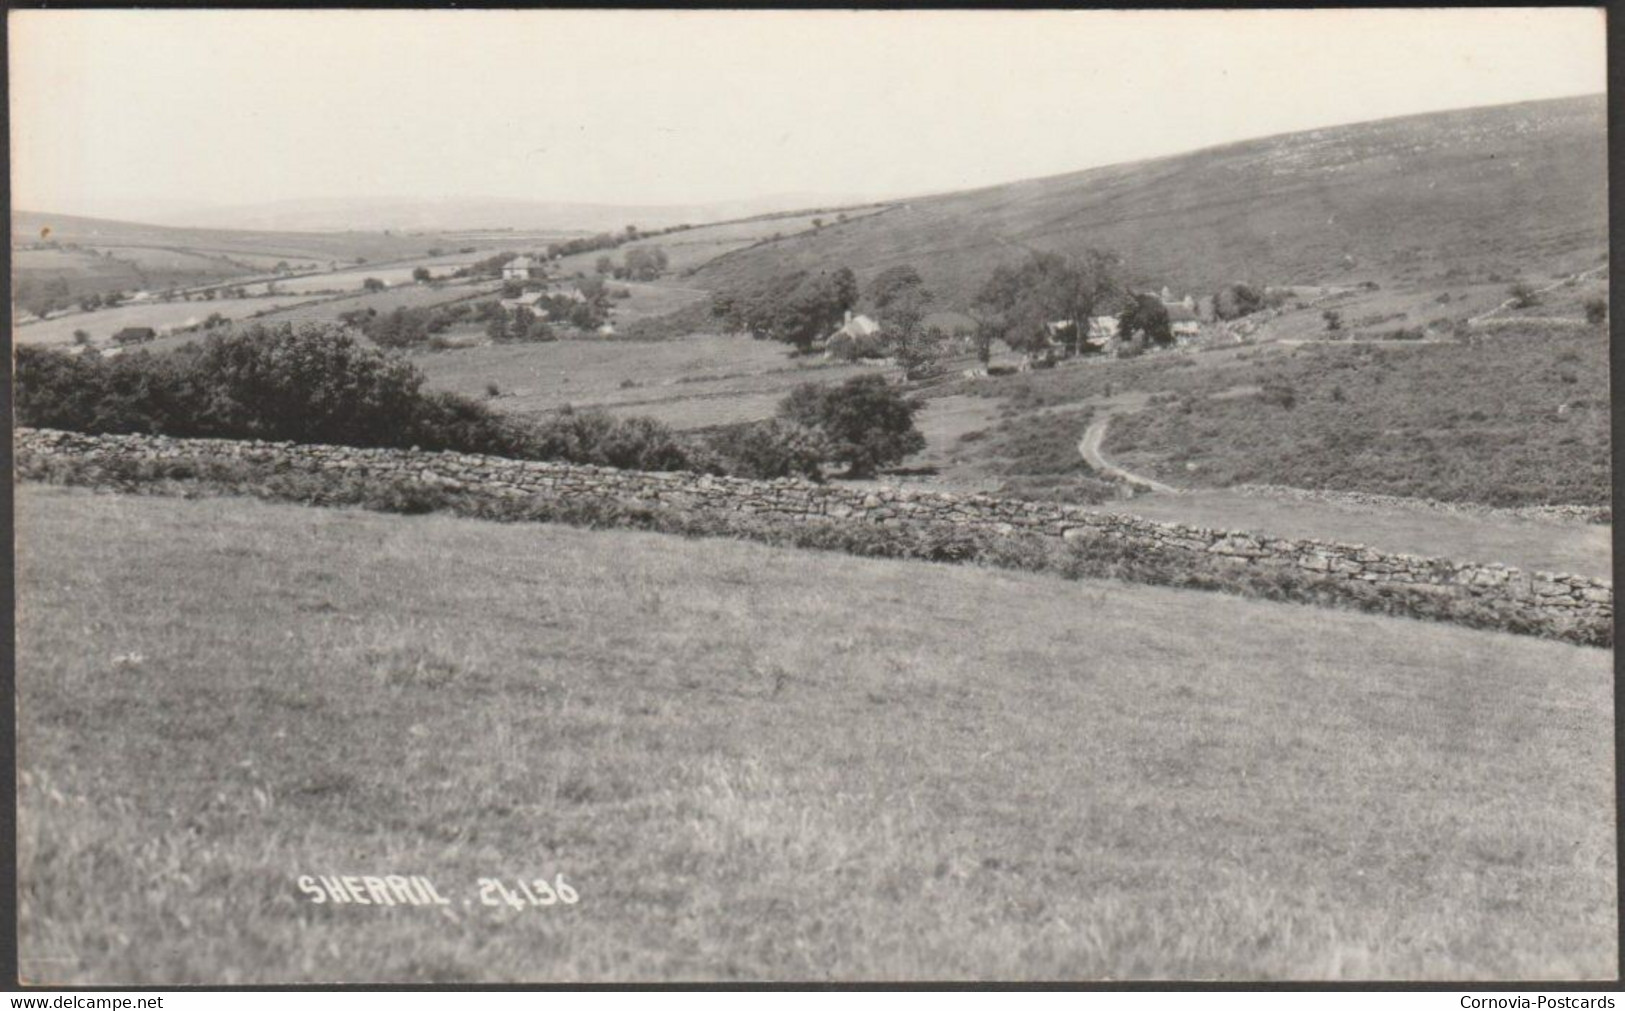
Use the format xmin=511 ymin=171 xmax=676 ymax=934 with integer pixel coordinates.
xmin=13 ymin=247 xmax=148 ymax=297
xmin=548 ymin=207 xmax=891 ymax=279
xmin=13 ymin=294 xmax=322 ymax=346
xmin=414 ymin=333 xmax=880 ymax=430
xmin=13 ymin=210 xmax=458 ymax=265
xmin=602 ymin=281 xmax=711 ymax=325
xmin=16 ymin=486 xmax=1615 ymax=983
xmin=250 ymin=281 xmax=500 ymax=327
xmin=242 ymin=263 xmax=466 ymax=296
xmin=81 ymin=245 xmax=251 ymax=277
xmin=120 ymin=282 xmax=506 ymax=356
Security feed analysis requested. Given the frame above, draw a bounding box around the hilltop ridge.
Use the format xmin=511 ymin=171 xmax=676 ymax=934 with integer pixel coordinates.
xmin=690 ymin=94 xmax=1607 ymax=304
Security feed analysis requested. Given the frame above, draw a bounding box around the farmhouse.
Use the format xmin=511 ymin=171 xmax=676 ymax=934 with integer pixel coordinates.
xmin=502 ymin=256 xmax=541 ymax=281
xmin=831 ymin=311 xmax=881 ymax=341
xmin=499 ymin=291 xmax=549 ymax=315
xmin=112 ymin=327 xmax=157 ymax=345
xmin=1165 ymin=302 xmax=1202 ymax=340
xmin=825 ymin=311 xmax=885 ymax=359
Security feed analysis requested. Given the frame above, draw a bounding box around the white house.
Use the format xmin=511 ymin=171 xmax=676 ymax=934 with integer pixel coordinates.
xmin=825 ymin=311 xmax=885 ymax=359
xmin=502 ymin=255 xmax=540 ymax=281
xmin=1046 ymin=319 xmax=1077 ymax=339
xmin=830 ymin=310 xmax=881 ymax=341
xmin=1165 ymin=301 xmax=1201 ymax=341
xmin=1087 ymin=316 xmax=1120 ymax=341
xmin=499 ymin=291 xmax=549 ymax=315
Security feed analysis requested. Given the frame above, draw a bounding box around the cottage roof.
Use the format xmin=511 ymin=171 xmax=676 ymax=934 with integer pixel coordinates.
xmin=834 ymin=313 xmax=881 ymax=339
xmin=506 ymin=256 xmax=536 ymax=270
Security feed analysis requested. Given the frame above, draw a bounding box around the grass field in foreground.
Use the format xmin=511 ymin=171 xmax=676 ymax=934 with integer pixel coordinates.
xmin=16 ymin=487 xmax=1614 ymax=983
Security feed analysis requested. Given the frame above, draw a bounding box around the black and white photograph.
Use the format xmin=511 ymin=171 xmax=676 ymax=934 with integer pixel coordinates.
xmin=8 ymin=8 xmax=1614 ymax=985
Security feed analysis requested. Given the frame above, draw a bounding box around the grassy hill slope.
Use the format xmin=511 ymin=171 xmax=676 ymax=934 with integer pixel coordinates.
xmin=690 ymin=95 xmax=1606 ymax=305
xmin=12 ymin=210 xmax=468 ymax=266
xmin=18 ymin=486 xmax=1613 ymax=983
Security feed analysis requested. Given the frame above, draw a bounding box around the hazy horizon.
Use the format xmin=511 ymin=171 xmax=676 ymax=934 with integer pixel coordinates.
xmin=10 ymin=8 xmax=1606 ymax=230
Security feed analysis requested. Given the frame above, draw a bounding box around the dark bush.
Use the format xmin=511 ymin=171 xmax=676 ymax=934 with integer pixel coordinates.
xmin=16 ymin=324 xmax=525 ymax=456
xmin=705 ymin=418 xmax=833 ymax=480
xmin=1507 ymin=282 xmax=1541 ymax=309
xmin=527 ymin=407 xmax=703 ymax=472
xmin=777 ymin=374 xmax=924 ymax=477
xmin=1213 ymin=283 xmax=1266 ymax=321
xmin=1259 ymin=382 xmax=1297 ymax=409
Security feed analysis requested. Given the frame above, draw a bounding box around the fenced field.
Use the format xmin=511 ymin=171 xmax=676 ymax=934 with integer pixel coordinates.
xmin=414 ymin=331 xmax=881 ymax=429
xmin=13 ymin=294 xmax=318 ymax=346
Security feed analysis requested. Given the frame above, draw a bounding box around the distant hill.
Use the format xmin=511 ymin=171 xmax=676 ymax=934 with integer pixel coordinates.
xmin=688 ymin=95 xmax=1607 ymax=307
xmin=10 ymin=210 xmax=460 ymax=264
xmin=138 ymin=193 xmax=886 ymax=235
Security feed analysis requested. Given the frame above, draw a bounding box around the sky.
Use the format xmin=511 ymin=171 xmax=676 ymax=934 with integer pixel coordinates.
xmin=9 ymin=8 xmax=1608 ymax=223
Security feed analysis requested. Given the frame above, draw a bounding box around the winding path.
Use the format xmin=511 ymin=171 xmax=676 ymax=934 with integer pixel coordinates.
xmin=1078 ymin=413 xmax=1180 ymax=495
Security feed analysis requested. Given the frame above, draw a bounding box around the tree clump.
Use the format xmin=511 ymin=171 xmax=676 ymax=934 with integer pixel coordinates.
xmin=711 ymin=267 xmax=859 ymax=351
xmin=776 ymin=374 xmax=924 ymax=477
xmin=972 ymin=250 xmax=1122 ymax=358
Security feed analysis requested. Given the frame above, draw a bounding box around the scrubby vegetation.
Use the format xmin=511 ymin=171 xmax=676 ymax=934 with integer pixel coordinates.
xmin=703 ymin=418 xmax=833 ymax=481
xmin=526 ymin=408 xmax=703 ymax=473
xmin=944 ymin=321 xmax=1607 ymax=508
xmin=1103 ymin=327 xmax=1609 ymax=506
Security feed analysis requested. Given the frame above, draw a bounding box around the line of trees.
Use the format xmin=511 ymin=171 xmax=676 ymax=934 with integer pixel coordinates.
xmin=341 ymin=303 xmax=478 ymax=349
xmin=16 ymin=325 xmax=931 ymax=482
xmin=972 ymin=250 xmax=1124 ymax=358
xmin=16 ymin=324 xmax=526 ymax=456
xmin=612 ymin=246 xmax=669 ymax=281
xmin=710 ymin=267 xmax=859 ymax=351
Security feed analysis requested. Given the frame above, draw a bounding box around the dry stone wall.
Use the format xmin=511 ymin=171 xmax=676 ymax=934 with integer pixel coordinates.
xmin=16 ymin=428 xmax=1612 ymax=628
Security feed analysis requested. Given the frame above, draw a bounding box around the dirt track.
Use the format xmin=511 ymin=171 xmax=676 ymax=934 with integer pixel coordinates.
xmin=1077 ymin=410 xmax=1180 ymax=495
